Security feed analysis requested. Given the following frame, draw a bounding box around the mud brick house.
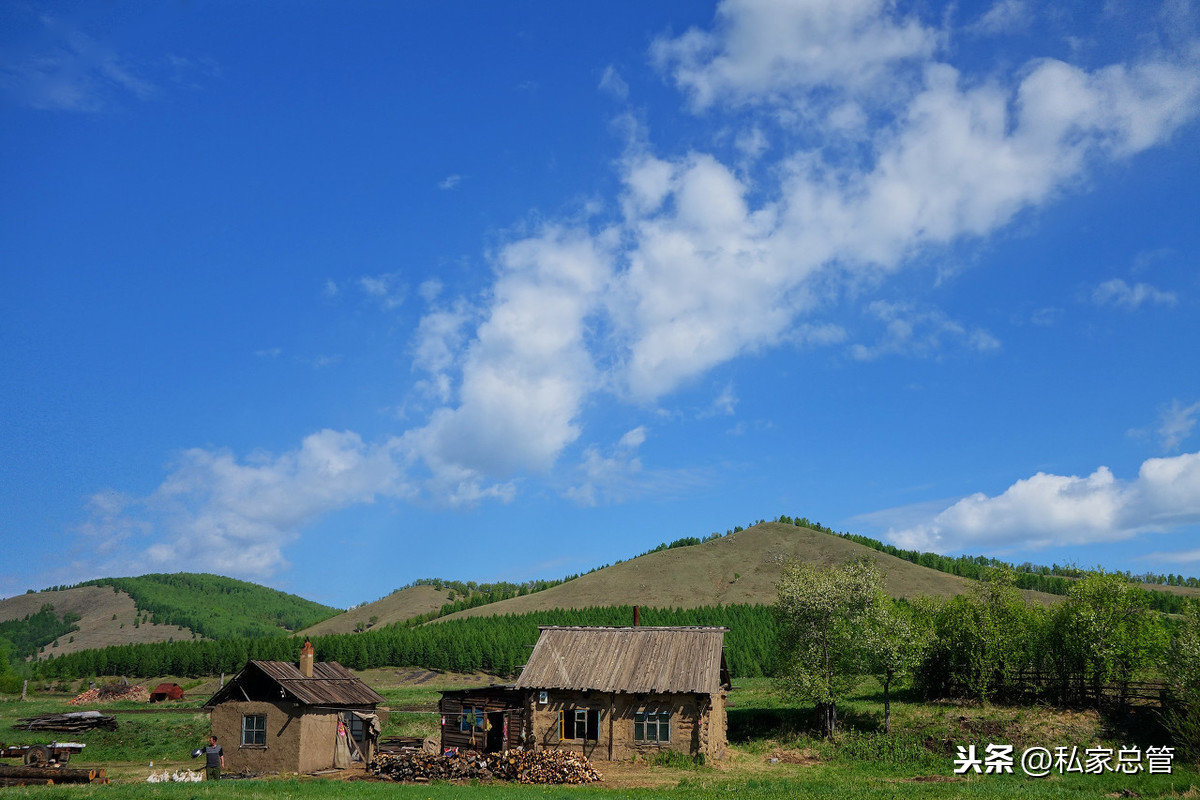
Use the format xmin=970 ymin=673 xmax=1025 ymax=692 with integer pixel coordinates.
xmin=509 ymin=625 xmax=730 ymax=761
xmin=204 ymin=641 xmax=386 ymax=774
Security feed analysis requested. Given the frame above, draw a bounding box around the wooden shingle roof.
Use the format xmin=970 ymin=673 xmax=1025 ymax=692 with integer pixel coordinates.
xmin=204 ymin=660 xmax=386 ymax=708
xmin=513 ymin=626 xmax=730 ymax=695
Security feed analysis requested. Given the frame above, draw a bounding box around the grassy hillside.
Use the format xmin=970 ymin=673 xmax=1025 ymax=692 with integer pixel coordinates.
xmin=298 ymin=585 xmax=454 ymax=637
xmin=0 ymin=587 xmax=193 ymax=659
xmin=74 ymin=573 xmax=341 ymax=640
xmin=438 ymin=523 xmax=1057 ymax=622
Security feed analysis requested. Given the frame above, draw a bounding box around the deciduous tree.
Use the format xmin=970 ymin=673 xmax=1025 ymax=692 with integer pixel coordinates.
xmin=774 ymin=558 xmax=881 ymax=736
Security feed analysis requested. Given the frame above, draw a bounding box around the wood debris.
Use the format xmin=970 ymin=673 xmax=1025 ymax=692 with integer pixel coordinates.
xmin=12 ymin=712 xmax=118 ymax=732
xmin=69 ymin=683 xmax=149 ymax=705
xmin=370 ymin=749 xmax=602 ymax=784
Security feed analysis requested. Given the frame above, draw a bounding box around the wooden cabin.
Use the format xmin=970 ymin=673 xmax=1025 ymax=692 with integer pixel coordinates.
xmin=511 ymin=626 xmax=730 ymax=761
xmin=203 ymin=641 xmax=386 ymax=774
xmin=437 ymin=685 xmax=526 ymax=755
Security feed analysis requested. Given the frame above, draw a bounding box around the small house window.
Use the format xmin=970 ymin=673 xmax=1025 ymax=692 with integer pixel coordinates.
xmin=343 ymin=712 xmax=365 ymax=743
xmin=460 ymin=706 xmax=486 ymax=733
xmin=241 ymin=714 xmax=267 ymax=746
xmin=559 ymin=709 xmax=598 ymax=741
xmin=634 ymin=710 xmax=670 ymax=743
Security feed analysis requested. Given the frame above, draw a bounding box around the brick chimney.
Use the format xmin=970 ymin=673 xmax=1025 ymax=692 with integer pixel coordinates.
xmin=300 ymin=640 xmax=314 ymax=678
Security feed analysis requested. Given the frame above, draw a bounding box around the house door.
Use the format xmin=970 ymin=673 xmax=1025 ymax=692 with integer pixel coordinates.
xmin=485 ymin=712 xmax=505 ymax=752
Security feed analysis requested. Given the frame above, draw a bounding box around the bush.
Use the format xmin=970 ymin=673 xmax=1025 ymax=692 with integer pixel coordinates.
xmin=1162 ymin=689 xmax=1200 ymax=766
xmin=832 ymin=730 xmax=942 ymax=769
xmin=647 ymin=749 xmax=707 ymax=769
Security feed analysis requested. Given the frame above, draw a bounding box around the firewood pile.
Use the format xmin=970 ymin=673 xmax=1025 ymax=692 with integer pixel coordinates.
xmin=12 ymin=712 xmax=118 ymax=732
xmin=69 ymin=683 xmax=148 ymax=705
xmin=369 ymin=749 xmax=601 ymax=784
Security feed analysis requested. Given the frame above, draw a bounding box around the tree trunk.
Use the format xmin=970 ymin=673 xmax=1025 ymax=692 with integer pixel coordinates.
xmin=883 ymin=674 xmax=892 ymax=735
xmin=817 ymin=702 xmax=838 ymax=737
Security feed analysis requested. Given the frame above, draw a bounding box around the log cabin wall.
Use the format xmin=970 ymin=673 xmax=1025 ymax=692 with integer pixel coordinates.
xmin=438 ymin=689 xmax=526 ymax=754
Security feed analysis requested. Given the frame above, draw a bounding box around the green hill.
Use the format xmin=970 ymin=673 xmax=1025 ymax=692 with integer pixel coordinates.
xmin=74 ymin=573 xmax=341 ymax=640
xmin=0 ymin=586 xmax=194 ymax=660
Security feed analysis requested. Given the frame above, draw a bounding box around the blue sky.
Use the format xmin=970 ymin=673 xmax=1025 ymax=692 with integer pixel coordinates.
xmin=2 ymin=0 xmax=1199 ymax=610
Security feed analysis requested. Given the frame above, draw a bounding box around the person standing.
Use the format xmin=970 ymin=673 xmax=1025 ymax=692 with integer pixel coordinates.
xmin=202 ymin=735 xmax=224 ymax=780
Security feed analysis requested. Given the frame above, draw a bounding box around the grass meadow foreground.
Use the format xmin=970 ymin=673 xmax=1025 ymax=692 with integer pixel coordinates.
xmin=1 ymin=672 xmax=1196 ymax=798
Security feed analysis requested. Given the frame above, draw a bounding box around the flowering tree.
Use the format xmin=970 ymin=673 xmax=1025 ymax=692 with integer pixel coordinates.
xmin=863 ymin=595 xmax=931 ymax=734
xmin=774 ymin=558 xmax=881 ymax=737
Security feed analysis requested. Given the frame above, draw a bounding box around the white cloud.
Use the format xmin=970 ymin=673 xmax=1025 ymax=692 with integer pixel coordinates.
xmin=1 ymin=17 xmax=155 ymax=112
xmin=707 ymin=383 xmax=739 ymax=417
xmin=401 ymin=225 xmax=615 ymax=497
xmin=1158 ymin=399 xmax=1200 ymax=452
xmin=599 ymin=65 xmax=629 ymax=100
xmin=438 ymin=174 xmax=463 ymax=190
xmin=652 ymin=0 xmax=937 ymax=110
xmin=968 ymin=0 xmax=1031 ymax=36
xmin=735 ymin=126 xmax=769 ymax=159
xmin=1092 ymin=278 xmax=1177 ymax=309
xmin=1029 ymin=307 xmax=1062 ymax=327
xmin=359 ymin=272 xmax=405 ymax=309
xmin=1143 ymin=547 xmax=1200 ymax=564
xmin=411 ymin=301 xmax=471 ymax=403
xmin=305 ymin=354 xmax=341 ymax=370
xmin=418 ymin=279 xmax=443 ymax=303
xmin=883 ymin=450 xmax=1200 ymax=552
xmin=394 ymin=0 xmax=1199 ymax=498
xmin=849 ymin=301 xmax=1001 ymax=361
xmin=566 ymin=426 xmax=647 ymax=506
xmin=78 ymin=431 xmax=405 ymax=579
xmin=563 ymin=426 xmax=707 ymax=506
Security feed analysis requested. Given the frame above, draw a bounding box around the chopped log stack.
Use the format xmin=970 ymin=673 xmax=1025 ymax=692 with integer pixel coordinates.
xmin=370 ymin=749 xmax=602 ymax=784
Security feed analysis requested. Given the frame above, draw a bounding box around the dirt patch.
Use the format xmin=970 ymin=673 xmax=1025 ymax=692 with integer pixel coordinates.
xmin=763 ymin=749 xmax=821 ymax=766
xmin=589 ymin=759 xmax=680 ymax=789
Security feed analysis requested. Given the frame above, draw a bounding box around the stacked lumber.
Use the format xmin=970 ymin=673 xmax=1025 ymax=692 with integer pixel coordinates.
xmin=0 ymin=765 xmax=108 ymax=786
xmin=377 ymin=736 xmax=428 ymax=755
xmin=369 ymin=749 xmax=601 ymax=785
xmin=69 ymin=684 xmax=148 ymax=705
xmin=13 ymin=712 xmax=117 ymax=732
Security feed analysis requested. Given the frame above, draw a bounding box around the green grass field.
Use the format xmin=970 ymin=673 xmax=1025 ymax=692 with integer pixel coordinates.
xmin=2 ymin=675 xmax=1196 ymax=798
